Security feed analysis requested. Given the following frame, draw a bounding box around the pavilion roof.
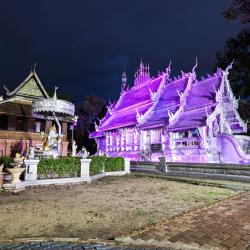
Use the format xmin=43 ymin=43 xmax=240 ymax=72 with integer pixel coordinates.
xmin=97 ymin=76 xmax=163 ymax=131
xmin=138 ymin=76 xmax=189 ymax=128
xmin=167 ymin=75 xmax=222 ymax=130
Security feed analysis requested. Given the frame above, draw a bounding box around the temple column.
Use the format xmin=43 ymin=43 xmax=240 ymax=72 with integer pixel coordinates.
xmin=61 ymin=141 xmax=69 ymax=156
xmin=62 ymin=122 xmax=68 ymax=138
xmin=134 ymin=128 xmax=139 ymax=151
xmin=120 ymin=130 xmax=123 ymax=152
xmin=139 ymin=130 xmax=143 ymax=151
xmin=8 ymin=116 xmax=16 ymax=131
xmin=161 ymin=128 xmax=166 ymax=151
xmin=125 ymin=128 xmax=128 ymax=152
xmin=27 ymin=118 xmax=35 ymax=132
xmin=169 ymin=132 xmax=174 ymax=149
xmin=109 ymin=132 xmax=112 ymax=152
xmin=45 ymin=120 xmax=52 ymax=134
xmin=105 ymin=132 xmax=109 ymax=153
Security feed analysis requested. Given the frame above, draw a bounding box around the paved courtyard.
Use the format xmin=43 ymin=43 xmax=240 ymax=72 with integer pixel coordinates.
xmin=126 ymin=192 xmax=250 ymax=249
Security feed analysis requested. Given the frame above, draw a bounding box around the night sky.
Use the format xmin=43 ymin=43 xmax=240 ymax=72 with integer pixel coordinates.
xmin=0 ymin=0 xmax=247 ymax=105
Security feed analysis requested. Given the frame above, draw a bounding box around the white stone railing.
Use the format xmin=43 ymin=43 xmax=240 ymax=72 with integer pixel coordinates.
xmin=3 ymin=158 xmax=131 ymax=192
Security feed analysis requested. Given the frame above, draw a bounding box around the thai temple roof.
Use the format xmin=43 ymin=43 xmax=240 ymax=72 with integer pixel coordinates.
xmin=0 ymin=68 xmax=49 ymax=117
xmin=90 ymin=60 xmax=245 ymax=137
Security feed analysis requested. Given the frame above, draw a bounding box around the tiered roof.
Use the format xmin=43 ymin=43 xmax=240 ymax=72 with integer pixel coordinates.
xmin=91 ymin=61 xmax=247 ymax=137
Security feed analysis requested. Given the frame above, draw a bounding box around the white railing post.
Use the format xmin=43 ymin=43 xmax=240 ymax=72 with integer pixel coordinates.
xmin=24 ymin=159 xmax=39 ymax=181
xmin=80 ymin=159 xmax=91 ymax=179
xmin=159 ymin=157 xmax=167 ymax=172
xmin=124 ymin=158 xmax=131 ymax=173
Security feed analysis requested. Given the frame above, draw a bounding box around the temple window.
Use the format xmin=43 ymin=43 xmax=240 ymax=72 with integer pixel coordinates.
xmin=127 ymin=130 xmax=133 ymax=144
xmin=0 ymin=115 xmax=9 ymax=130
xmin=174 ymin=129 xmax=200 ymax=148
xmin=151 ymin=129 xmax=161 ymax=144
xmin=35 ymin=121 xmax=41 ymax=132
xmin=16 ymin=117 xmax=28 ymax=131
xmin=34 ymin=119 xmax=46 ymax=133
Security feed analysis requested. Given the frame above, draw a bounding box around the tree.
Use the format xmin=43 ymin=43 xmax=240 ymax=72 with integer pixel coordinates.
xmin=216 ymin=29 xmax=250 ymax=97
xmin=216 ymin=0 xmax=250 ymax=98
xmin=223 ymin=0 xmax=250 ymax=24
xmin=74 ymin=96 xmax=106 ymax=154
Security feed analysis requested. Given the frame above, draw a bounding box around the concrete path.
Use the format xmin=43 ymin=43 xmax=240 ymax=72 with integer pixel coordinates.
xmin=127 ymin=192 xmax=250 ymax=249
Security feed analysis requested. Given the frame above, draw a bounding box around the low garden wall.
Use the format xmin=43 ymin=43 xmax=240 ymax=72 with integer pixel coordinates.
xmin=2 ymin=156 xmax=131 ymax=192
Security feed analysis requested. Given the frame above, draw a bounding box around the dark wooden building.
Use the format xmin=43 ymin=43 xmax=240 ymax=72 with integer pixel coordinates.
xmin=0 ymin=69 xmax=70 ymax=156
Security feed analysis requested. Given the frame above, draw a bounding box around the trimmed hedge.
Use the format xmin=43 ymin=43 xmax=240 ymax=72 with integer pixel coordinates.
xmin=89 ymin=156 xmax=125 ymax=175
xmin=37 ymin=157 xmax=80 ymax=179
xmin=105 ymin=157 xmax=124 ymax=172
xmin=0 ymin=156 xmax=13 ymax=167
xmin=89 ymin=156 xmax=106 ymax=175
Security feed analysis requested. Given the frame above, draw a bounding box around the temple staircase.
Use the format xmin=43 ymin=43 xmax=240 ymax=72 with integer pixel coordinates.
xmin=165 ymin=163 xmax=250 ymax=183
xmin=131 ymin=161 xmax=250 ymax=183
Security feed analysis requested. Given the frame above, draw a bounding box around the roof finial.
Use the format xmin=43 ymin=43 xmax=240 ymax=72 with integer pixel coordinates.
xmin=3 ymin=84 xmax=9 ymax=95
xmin=225 ymin=60 xmax=234 ymax=74
xmin=121 ymin=66 xmax=127 ymax=92
xmin=53 ymin=86 xmax=58 ymax=99
xmin=192 ymin=57 xmax=198 ymax=73
xmin=33 ymin=62 xmax=37 ymax=72
xmin=31 ymin=62 xmax=37 ymax=73
xmin=166 ymin=60 xmax=171 ymax=75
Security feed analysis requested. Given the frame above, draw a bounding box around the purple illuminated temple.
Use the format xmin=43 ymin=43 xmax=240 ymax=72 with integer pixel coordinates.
xmin=90 ymin=60 xmax=250 ymax=164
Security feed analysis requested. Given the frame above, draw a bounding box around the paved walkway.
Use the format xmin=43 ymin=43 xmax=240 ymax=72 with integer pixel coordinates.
xmin=127 ymin=192 xmax=250 ymax=249
xmin=0 ymin=241 xmax=167 ymax=250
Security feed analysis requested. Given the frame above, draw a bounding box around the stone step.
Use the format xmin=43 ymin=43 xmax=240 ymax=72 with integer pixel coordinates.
xmin=166 ymin=171 xmax=250 ymax=183
xmin=167 ymin=166 xmax=250 ymax=176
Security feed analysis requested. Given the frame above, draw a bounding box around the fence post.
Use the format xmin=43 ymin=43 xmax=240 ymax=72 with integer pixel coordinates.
xmin=124 ymin=158 xmax=131 ymax=173
xmin=24 ymin=159 xmax=39 ymax=181
xmin=159 ymin=157 xmax=167 ymax=172
xmin=80 ymin=159 xmax=92 ymax=179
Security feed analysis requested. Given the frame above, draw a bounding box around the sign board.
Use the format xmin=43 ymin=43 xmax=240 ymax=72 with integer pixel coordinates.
xmin=150 ymin=143 xmax=162 ymax=152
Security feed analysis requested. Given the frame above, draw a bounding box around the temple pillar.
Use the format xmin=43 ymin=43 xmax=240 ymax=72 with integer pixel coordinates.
xmin=62 ymin=122 xmax=68 ymax=137
xmin=116 ymin=132 xmax=120 ymax=152
xmin=45 ymin=120 xmax=52 ymax=134
xmin=106 ymin=132 xmax=109 ymax=153
xmin=139 ymin=130 xmax=142 ymax=151
xmin=8 ymin=116 xmax=16 ymax=131
xmin=125 ymin=128 xmax=127 ymax=152
xmin=134 ymin=128 xmax=139 ymax=151
xmin=61 ymin=141 xmax=69 ymax=156
xmin=27 ymin=118 xmax=35 ymax=132
xmin=161 ymin=129 xmax=166 ymax=151
xmin=169 ymin=132 xmax=174 ymax=149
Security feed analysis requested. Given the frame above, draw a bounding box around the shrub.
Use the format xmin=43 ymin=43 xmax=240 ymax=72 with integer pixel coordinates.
xmin=0 ymin=156 xmax=13 ymax=167
xmin=37 ymin=157 xmax=80 ymax=179
xmin=89 ymin=156 xmax=125 ymax=175
xmin=105 ymin=157 xmax=124 ymax=172
xmin=89 ymin=156 xmax=106 ymax=175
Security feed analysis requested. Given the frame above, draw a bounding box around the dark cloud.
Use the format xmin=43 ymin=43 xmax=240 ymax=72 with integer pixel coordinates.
xmin=0 ymin=0 xmax=246 ymax=104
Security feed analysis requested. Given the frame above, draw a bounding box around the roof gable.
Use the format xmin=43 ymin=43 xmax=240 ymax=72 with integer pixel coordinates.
xmin=7 ymin=70 xmax=49 ymax=100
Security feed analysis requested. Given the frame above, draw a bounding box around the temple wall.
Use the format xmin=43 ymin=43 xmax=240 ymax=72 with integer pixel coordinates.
xmin=97 ymin=127 xmax=250 ymax=164
xmin=169 ymin=149 xmax=208 ymax=163
xmin=216 ymin=134 xmax=250 ymax=164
